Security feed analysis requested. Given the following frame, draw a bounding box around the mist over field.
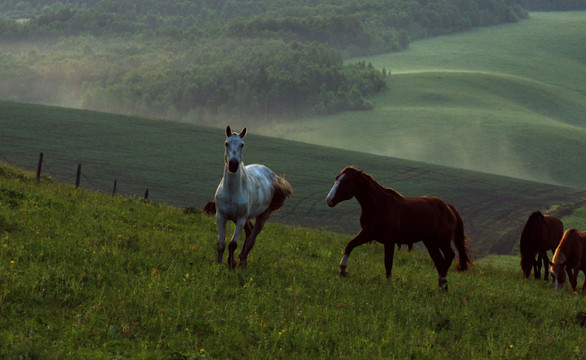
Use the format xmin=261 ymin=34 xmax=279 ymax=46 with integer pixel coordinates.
xmin=258 ymin=12 xmax=586 ymax=188
xmin=0 ymin=5 xmax=584 ymax=189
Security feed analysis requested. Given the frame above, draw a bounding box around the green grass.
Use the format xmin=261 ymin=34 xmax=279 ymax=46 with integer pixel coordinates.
xmin=561 ymin=206 xmax=586 ymax=230
xmin=258 ymin=12 xmax=586 ymax=189
xmin=1 ymin=164 xmax=585 ymax=359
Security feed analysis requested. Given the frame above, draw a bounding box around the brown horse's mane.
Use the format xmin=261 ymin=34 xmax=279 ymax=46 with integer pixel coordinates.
xmin=341 ymin=166 xmax=403 ymax=200
xmin=520 ymin=211 xmax=544 ymax=256
xmin=553 ymin=229 xmax=582 ymax=264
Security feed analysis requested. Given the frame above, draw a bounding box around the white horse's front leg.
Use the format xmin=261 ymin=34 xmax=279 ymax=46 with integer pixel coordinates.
xmin=216 ymin=213 xmax=227 ymax=264
xmin=228 ymin=218 xmax=247 ymax=269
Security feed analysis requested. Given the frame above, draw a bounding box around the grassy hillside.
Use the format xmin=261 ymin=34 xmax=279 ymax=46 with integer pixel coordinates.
xmin=2 ymin=100 xmax=585 ymax=257
xmin=259 ymin=12 xmax=586 ymax=189
xmin=0 ymin=103 xmax=586 ymax=256
xmin=1 ymin=164 xmax=584 ymax=359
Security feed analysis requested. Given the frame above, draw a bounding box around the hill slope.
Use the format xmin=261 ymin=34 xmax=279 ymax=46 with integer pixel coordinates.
xmin=0 ymin=164 xmax=584 ymax=359
xmin=1 ymin=101 xmax=585 ymax=256
xmin=259 ymin=12 xmax=586 ymax=188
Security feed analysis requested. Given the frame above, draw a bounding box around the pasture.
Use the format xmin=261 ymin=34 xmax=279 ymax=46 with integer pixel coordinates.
xmin=0 ymin=164 xmax=584 ymax=359
xmin=259 ymin=12 xmax=586 ymax=189
xmin=1 ymin=100 xmax=585 ymax=257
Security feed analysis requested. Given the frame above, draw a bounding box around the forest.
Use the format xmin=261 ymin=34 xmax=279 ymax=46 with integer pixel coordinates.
xmin=0 ymin=0 xmax=581 ymax=120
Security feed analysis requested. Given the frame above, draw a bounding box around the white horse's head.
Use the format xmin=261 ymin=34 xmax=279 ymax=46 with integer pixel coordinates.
xmin=224 ymin=125 xmax=247 ymax=173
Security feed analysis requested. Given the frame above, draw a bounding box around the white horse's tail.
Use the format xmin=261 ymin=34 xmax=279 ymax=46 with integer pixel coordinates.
xmin=269 ymin=175 xmax=293 ymax=212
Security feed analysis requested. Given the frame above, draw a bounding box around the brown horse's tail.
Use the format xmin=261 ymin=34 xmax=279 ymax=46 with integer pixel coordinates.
xmin=450 ymin=204 xmax=473 ymax=271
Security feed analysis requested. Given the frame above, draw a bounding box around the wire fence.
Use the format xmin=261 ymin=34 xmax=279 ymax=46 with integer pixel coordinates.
xmin=0 ymin=150 xmax=209 ymax=210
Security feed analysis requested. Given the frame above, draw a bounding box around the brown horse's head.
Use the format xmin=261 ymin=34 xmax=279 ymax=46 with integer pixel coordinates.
xmin=520 ymin=257 xmax=533 ymax=279
xmin=550 ymin=228 xmax=581 ymax=289
xmin=326 ymin=167 xmax=363 ymax=208
xmin=550 ymin=262 xmax=566 ymax=289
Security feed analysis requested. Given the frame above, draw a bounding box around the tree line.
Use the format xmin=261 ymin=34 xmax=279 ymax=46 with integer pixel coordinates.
xmin=0 ymin=0 xmax=532 ymax=55
xmin=0 ymin=0 xmax=577 ymax=121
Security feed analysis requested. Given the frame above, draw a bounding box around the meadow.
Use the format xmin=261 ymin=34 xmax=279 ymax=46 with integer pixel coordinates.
xmin=0 ymin=164 xmax=584 ymax=359
xmin=260 ymin=12 xmax=586 ymax=189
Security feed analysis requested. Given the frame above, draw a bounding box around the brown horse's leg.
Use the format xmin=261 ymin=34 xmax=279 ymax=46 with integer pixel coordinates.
xmin=424 ymin=241 xmax=449 ymax=289
xmin=440 ymin=243 xmax=455 ymax=275
xmin=569 ymin=268 xmax=579 ymax=292
xmin=535 ymin=253 xmax=543 ymax=279
xmin=383 ymin=242 xmax=395 ymax=279
xmin=541 ymin=251 xmax=551 ymax=280
xmin=340 ymin=230 xmax=372 ymax=277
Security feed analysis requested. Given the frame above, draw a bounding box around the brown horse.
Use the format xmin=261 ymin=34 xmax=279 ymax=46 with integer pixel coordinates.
xmin=326 ymin=166 xmax=472 ymax=289
xmin=550 ymin=229 xmax=586 ymax=293
xmin=519 ymin=211 xmax=563 ymax=280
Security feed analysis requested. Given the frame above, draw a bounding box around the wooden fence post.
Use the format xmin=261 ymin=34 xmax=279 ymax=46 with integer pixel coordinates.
xmin=144 ymin=189 xmax=149 ymax=200
xmin=112 ymin=180 xmax=117 ymax=196
xmin=76 ymin=164 xmax=81 ymax=188
xmin=36 ymin=152 xmax=43 ymax=182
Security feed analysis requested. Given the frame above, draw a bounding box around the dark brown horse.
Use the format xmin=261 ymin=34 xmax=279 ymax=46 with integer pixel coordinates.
xmin=519 ymin=211 xmax=563 ymax=280
xmin=326 ymin=166 xmax=472 ymax=289
xmin=550 ymin=229 xmax=586 ymax=293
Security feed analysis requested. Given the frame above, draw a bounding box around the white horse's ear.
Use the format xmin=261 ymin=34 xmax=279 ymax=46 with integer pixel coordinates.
xmin=226 ymin=125 xmax=232 ymax=137
xmin=239 ymin=127 xmax=247 ymax=138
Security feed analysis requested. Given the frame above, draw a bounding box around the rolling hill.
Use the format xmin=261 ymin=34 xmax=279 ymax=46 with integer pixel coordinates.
xmin=257 ymin=12 xmax=586 ymax=189
xmin=1 ymin=100 xmax=585 ymax=257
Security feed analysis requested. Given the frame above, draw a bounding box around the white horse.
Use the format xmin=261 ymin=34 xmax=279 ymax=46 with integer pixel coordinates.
xmin=214 ymin=126 xmax=293 ymax=268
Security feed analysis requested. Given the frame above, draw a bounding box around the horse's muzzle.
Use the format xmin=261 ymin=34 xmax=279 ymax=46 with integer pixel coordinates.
xmin=326 ymin=196 xmax=337 ymax=208
xmin=228 ymin=159 xmax=239 ymax=173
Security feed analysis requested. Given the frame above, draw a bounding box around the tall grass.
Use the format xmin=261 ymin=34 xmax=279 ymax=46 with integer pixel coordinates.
xmin=1 ymin=164 xmax=584 ymax=359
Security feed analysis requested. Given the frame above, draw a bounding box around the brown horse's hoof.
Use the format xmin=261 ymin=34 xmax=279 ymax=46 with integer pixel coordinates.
xmin=340 ymin=270 xmax=349 ymax=277
xmin=439 ymin=277 xmax=448 ymax=291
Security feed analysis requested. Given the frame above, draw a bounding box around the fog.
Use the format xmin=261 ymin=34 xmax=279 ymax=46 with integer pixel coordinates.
xmin=1 ymin=37 xmax=583 ymax=190
xmin=376 ymin=132 xmax=559 ymax=186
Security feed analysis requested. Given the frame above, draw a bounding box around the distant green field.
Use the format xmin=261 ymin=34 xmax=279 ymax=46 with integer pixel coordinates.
xmin=258 ymin=12 xmax=586 ymax=189
xmin=1 ymin=101 xmax=585 ymax=257
xmin=1 ymin=164 xmax=584 ymax=359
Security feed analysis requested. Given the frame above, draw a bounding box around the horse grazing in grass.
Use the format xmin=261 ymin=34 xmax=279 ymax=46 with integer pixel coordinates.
xmin=550 ymin=229 xmax=586 ymax=293
xmin=214 ymin=126 xmax=293 ymax=268
xmin=519 ymin=211 xmax=563 ymax=280
xmin=326 ymin=166 xmax=472 ymax=289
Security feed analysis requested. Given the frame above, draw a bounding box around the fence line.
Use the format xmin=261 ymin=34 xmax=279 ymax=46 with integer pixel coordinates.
xmin=18 ymin=151 xmax=171 ymax=201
